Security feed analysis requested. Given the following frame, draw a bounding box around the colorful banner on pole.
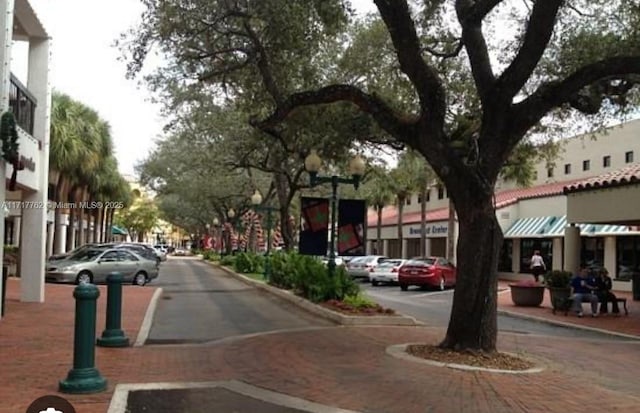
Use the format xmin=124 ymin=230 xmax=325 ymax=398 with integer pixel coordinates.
xmin=337 ymin=199 xmax=366 ymax=256
xmin=298 ymin=197 xmax=329 ymax=255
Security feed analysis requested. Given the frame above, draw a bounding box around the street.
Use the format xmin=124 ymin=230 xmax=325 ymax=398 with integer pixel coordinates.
xmin=146 ymin=257 xmax=332 ymax=344
xmin=360 ymin=281 xmax=633 ymax=340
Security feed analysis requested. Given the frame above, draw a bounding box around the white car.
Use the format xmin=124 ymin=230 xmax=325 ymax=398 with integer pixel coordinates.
xmin=369 ymin=259 xmax=408 ymax=286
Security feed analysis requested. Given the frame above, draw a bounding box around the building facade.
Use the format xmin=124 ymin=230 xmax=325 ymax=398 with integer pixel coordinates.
xmin=0 ymin=0 xmax=51 ymax=312
xmin=366 ymin=119 xmax=640 ymax=292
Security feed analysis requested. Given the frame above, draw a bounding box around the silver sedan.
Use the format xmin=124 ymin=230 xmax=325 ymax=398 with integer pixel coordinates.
xmin=45 ymin=248 xmax=159 ymax=286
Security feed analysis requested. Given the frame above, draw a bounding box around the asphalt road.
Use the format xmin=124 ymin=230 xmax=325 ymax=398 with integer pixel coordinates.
xmin=360 ymin=281 xmax=633 ymax=340
xmin=146 ymin=257 xmax=331 ymax=344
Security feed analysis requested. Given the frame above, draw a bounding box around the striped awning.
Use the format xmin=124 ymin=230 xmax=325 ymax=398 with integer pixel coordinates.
xmin=545 ymin=216 xmax=593 ymax=236
xmin=503 ymin=216 xmax=556 ymax=238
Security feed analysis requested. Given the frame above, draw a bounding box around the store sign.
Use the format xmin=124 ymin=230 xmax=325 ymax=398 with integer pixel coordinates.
xmin=409 ymin=223 xmax=448 ymax=236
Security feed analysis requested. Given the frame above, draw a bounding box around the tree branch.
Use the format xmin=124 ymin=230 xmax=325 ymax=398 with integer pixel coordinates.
xmin=422 ymin=39 xmax=463 ymax=59
xmin=373 ymin=0 xmax=446 ymax=130
xmin=455 ymin=0 xmax=496 ymax=103
xmin=511 ymin=56 xmax=640 ymax=138
xmin=496 ymin=0 xmax=563 ymax=101
xmin=242 ymin=22 xmax=284 ymax=104
xmin=253 ymin=84 xmax=418 ymax=142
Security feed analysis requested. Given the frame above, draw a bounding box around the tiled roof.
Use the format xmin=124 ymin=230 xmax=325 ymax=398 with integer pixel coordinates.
xmin=368 ymin=178 xmax=586 ymax=227
xmin=564 ymin=163 xmax=640 ymax=193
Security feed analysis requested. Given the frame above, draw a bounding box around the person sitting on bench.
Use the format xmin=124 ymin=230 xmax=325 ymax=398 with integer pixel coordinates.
xmin=595 ymin=268 xmax=620 ymax=316
xmin=570 ymin=265 xmax=599 ymax=318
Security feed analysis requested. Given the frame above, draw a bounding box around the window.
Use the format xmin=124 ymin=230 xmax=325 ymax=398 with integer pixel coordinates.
xmin=626 ymin=151 xmax=634 ymax=163
xmin=533 ymin=170 xmax=538 ymax=180
xmin=547 ymin=168 xmax=554 ymax=178
xmin=498 ymin=239 xmax=513 ymax=272
xmin=616 ymin=236 xmax=640 ymax=281
xmin=426 ymin=190 xmax=430 ymax=202
xmin=582 ymin=160 xmax=590 ymax=171
xmin=520 ymin=239 xmax=553 ymax=273
xmin=581 ymin=237 xmax=603 ymax=269
xmin=405 ymin=197 xmax=411 ymax=206
xmin=437 ymin=185 xmax=445 ymax=199
xmin=564 ymin=164 xmax=571 ymax=175
xmin=603 ymin=155 xmax=611 ymax=168
xmin=417 ymin=195 xmax=422 ymax=203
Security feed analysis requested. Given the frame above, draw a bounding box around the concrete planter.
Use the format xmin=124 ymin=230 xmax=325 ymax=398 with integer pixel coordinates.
xmin=509 ymin=285 xmax=545 ymax=307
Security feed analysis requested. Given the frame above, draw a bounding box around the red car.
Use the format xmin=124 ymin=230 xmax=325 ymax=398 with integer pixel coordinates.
xmin=398 ymin=257 xmax=456 ymax=291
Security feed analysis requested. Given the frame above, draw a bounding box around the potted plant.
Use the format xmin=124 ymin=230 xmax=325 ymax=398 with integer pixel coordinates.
xmin=544 ymin=270 xmax=573 ymax=312
xmin=509 ymin=279 xmax=545 ymax=306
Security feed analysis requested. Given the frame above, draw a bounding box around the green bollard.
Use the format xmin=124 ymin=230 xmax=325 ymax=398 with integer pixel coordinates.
xmin=59 ymin=282 xmax=107 ymax=394
xmin=97 ymin=272 xmax=129 ymax=347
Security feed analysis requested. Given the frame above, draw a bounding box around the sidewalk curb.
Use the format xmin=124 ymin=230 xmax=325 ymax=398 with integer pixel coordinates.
xmin=134 ymin=287 xmax=163 ymax=347
xmin=497 ymin=309 xmax=640 ymax=340
xmin=209 ymin=261 xmax=423 ymax=326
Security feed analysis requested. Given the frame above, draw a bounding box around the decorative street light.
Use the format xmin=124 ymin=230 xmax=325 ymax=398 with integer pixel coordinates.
xmin=212 ymin=217 xmax=220 ymax=254
xmin=251 ymin=189 xmax=278 ymax=281
xmin=304 ymin=150 xmax=366 ymax=276
xmin=226 ymin=208 xmax=235 ymax=255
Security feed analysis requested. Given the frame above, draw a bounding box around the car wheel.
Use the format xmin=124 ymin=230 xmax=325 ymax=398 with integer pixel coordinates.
xmin=400 ymin=284 xmax=408 ymax=291
xmin=372 ymin=279 xmax=379 ymax=286
xmin=133 ymin=271 xmax=148 ymax=286
xmin=76 ymin=271 xmax=93 ymax=285
xmin=439 ymin=277 xmax=445 ymax=291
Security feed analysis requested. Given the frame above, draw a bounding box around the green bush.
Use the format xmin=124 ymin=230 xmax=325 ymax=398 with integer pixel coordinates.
xmin=220 ymin=255 xmax=236 ymax=266
xmin=202 ymin=250 xmax=219 ymax=261
xmin=233 ymin=252 xmax=264 ymax=273
xmin=544 ymin=270 xmax=572 ymax=288
xmin=343 ymin=293 xmax=377 ymax=309
xmin=269 ymin=251 xmax=299 ymax=289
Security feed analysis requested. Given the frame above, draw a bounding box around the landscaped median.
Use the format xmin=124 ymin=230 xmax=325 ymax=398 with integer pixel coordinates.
xmin=202 ymin=251 xmax=422 ymax=326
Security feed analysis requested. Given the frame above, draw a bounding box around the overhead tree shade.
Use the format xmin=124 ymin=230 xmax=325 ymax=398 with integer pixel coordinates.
xmin=112 ymin=225 xmax=127 ymax=235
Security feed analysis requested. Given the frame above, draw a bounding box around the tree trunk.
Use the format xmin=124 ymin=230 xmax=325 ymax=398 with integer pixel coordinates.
xmin=440 ymin=194 xmax=502 ymax=353
xmin=77 ymin=187 xmax=88 ymax=246
xmin=396 ymin=196 xmax=405 ymax=258
xmin=376 ymin=205 xmax=382 ymax=255
xmin=274 ymin=171 xmax=294 ymax=250
xmin=97 ymin=207 xmax=105 ymax=242
xmin=65 ymin=185 xmax=79 ymax=251
xmin=420 ymin=186 xmax=427 ymax=256
xmin=52 ymin=177 xmax=67 ymax=254
xmin=92 ymin=208 xmax=100 ymax=242
xmin=447 ymin=198 xmax=455 ymax=261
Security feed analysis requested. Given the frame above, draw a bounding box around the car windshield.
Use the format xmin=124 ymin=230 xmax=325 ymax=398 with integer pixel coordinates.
xmin=67 ymin=249 xmax=103 ymax=262
xmin=378 ymin=260 xmax=401 ymax=267
xmin=408 ymin=258 xmax=436 ymax=266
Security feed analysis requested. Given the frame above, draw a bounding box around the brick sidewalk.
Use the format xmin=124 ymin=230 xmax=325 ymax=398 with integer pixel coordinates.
xmin=2 ymin=277 xmax=640 ymax=413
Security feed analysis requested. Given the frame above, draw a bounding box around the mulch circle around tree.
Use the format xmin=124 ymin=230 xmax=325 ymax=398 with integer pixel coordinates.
xmin=406 ymin=344 xmax=535 ymax=371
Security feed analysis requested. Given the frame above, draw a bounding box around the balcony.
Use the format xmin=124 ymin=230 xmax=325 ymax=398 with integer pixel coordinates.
xmin=9 ymin=73 xmax=36 ymax=136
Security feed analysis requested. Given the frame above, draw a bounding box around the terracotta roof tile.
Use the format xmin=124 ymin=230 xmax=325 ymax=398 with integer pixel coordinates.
xmin=563 ymin=163 xmax=640 ymax=193
xmin=368 ymin=178 xmax=586 ymax=227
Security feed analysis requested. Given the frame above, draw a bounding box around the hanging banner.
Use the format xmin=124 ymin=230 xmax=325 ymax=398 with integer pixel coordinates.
xmin=337 ymin=199 xmax=366 ymax=256
xmin=298 ymin=197 xmax=329 ymax=255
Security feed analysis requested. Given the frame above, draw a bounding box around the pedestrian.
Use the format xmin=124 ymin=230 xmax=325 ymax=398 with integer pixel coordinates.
xmin=595 ymin=268 xmax=620 ymax=316
xmin=529 ymin=250 xmax=546 ymax=282
xmin=570 ymin=265 xmax=599 ymax=317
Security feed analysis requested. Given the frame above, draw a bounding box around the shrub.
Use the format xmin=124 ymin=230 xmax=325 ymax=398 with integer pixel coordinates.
xmin=544 ymin=270 xmax=572 ymax=288
xmin=202 ymin=250 xmax=219 ymax=261
xmin=220 ymin=255 xmax=235 ymax=266
xmin=343 ymin=294 xmax=377 ymax=309
xmin=233 ymin=252 xmax=264 ymax=273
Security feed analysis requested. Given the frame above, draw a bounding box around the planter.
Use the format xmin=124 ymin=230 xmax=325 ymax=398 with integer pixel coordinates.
xmin=548 ymin=287 xmax=571 ymax=311
xmin=509 ymin=284 xmax=545 ymax=307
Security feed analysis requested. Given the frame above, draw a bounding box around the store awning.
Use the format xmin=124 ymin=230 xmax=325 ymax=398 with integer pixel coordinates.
xmin=505 ymin=215 xmax=634 ymax=238
xmin=112 ymin=225 xmax=127 ymax=235
xmin=503 ymin=216 xmax=556 ymax=238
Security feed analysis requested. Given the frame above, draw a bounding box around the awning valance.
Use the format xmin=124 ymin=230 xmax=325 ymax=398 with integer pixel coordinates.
xmin=505 ymin=215 xmax=634 ymax=238
xmin=503 ymin=216 xmax=555 ymax=238
xmin=112 ymin=225 xmax=127 ymax=235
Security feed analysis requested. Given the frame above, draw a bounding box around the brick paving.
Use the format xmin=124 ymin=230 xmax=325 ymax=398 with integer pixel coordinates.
xmin=2 ymin=277 xmax=640 ymax=413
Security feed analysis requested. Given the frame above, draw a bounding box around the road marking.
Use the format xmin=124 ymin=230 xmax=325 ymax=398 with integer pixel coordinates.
xmin=107 ymin=380 xmax=362 ymax=413
xmin=134 ymin=287 xmax=163 ymax=347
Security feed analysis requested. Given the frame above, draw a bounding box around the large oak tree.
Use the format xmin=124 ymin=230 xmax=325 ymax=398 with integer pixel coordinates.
xmin=123 ymin=0 xmax=640 ymax=352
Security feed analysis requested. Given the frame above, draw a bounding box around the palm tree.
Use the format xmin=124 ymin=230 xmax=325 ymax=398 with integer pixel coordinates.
xmin=363 ymin=166 xmax=394 ymax=255
xmin=390 ymin=152 xmax=423 ymax=258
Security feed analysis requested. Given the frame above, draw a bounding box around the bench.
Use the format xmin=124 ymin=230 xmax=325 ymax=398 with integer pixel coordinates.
xmin=553 ymin=296 xmax=628 ymax=316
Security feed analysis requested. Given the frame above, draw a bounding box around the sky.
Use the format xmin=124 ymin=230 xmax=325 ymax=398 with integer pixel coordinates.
xmin=14 ymin=1 xmax=377 ymax=177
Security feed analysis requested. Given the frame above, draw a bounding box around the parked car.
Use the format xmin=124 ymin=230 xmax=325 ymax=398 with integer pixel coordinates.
xmin=320 ymin=256 xmax=344 ymax=267
xmin=45 ymin=248 xmax=159 ymax=286
xmin=115 ymin=243 xmax=162 ymax=264
xmin=346 ymin=255 xmax=388 ymax=280
xmin=369 ymin=259 xmax=408 ymax=286
xmin=173 ymin=247 xmax=189 ymax=256
xmin=47 ymin=243 xmax=101 ymax=262
xmin=398 ymin=256 xmax=456 ymax=291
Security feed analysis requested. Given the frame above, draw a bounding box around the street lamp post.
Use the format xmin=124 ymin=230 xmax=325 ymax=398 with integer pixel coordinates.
xmin=304 ymin=150 xmax=366 ymax=277
xmin=212 ymin=217 xmax=220 ymax=254
xmin=251 ymin=190 xmax=278 ymax=282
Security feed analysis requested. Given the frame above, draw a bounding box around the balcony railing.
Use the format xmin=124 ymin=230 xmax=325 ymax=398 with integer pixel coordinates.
xmin=9 ymin=73 xmax=37 ymax=136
